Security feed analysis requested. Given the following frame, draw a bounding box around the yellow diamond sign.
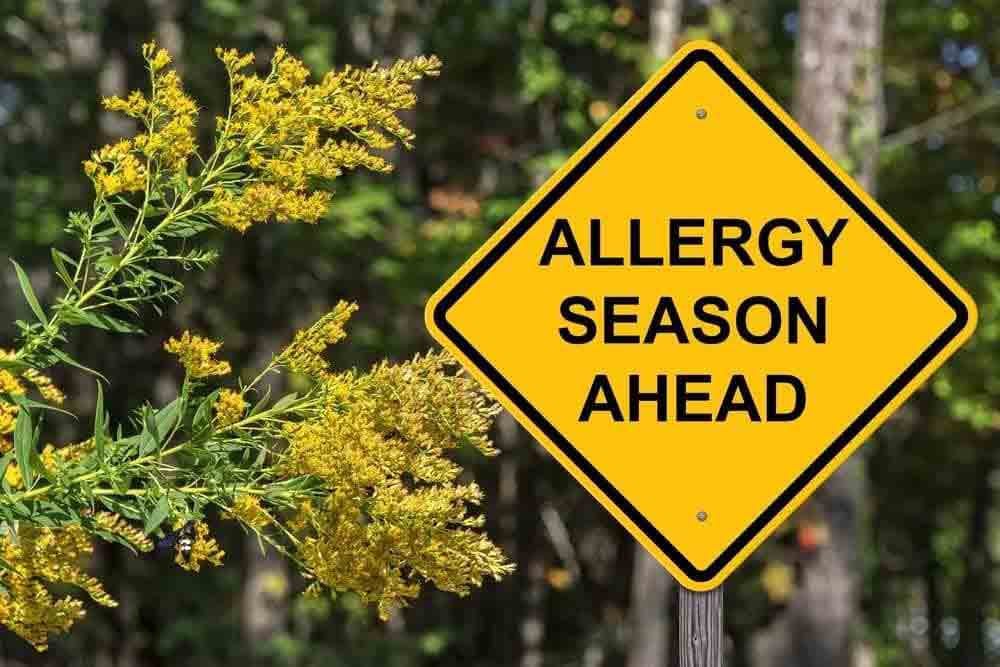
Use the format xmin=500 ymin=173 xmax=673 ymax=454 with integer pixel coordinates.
xmin=424 ymin=41 xmax=977 ymax=590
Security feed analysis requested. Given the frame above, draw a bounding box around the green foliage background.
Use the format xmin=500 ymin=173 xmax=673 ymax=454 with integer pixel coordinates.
xmin=0 ymin=1 xmax=997 ymax=665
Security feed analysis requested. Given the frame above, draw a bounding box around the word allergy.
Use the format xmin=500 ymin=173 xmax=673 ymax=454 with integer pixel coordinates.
xmin=540 ymin=215 xmax=849 ymax=424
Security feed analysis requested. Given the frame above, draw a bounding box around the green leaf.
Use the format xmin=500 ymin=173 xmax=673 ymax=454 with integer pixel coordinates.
xmin=97 ymin=495 xmax=143 ymax=521
xmin=271 ymin=392 xmax=300 ymax=413
xmin=10 ymin=259 xmax=48 ymax=326
xmin=139 ymin=397 xmax=182 ymax=455
xmin=94 ymin=381 xmax=106 ymax=462
xmin=63 ymin=308 xmax=144 ymax=334
xmin=7 ymin=392 xmax=76 ymax=419
xmin=192 ymin=389 xmax=221 ymax=432
xmin=104 ymin=203 xmax=130 ymax=238
xmin=14 ymin=407 xmax=34 ymax=489
xmin=249 ymin=386 xmax=272 ymax=416
xmin=0 ymin=358 xmax=30 ymax=373
xmin=50 ymin=249 xmax=76 ymax=291
xmin=144 ymin=496 xmax=171 ymax=534
xmin=29 ymin=447 xmax=55 ymax=484
xmin=161 ymin=218 xmax=214 ymax=239
xmin=51 ymin=349 xmax=108 ymax=382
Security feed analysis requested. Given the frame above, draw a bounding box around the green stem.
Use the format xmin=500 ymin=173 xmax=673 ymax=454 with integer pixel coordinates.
xmin=4 ymin=396 xmax=315 ymax=504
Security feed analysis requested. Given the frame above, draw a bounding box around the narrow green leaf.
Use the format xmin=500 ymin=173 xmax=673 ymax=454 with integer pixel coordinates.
xmin=271 ymin=392 xmax=300 ymax=413
xmin=155 ymin=397 xmax=182 ymax=434
xmin=29 ymin=447 xmax=55 ymax=484
xmin=94 ymin=382 xmax=105 ymax=462
xmin=104 ymin=203 xmax=130 ymax=238
xmin=192 ymin=390 xmax=221 ymax=432
xmin=144 ymin=496 xmax=171 ymax=535
xmin=250 ymin=386 xmax=272 ymax=416
xmin=139 ymin=410 xmax=158 ymax=456
xmin=50 ymin=249 xmax=76 ymax=291
xmin=8 ymin=393 xmax=76 ymax=419
xmin=139 ymin=398 xmax=182 ymax=455
xmin=97 ymin=496 xmax=143 ymax=521
xmin=0 ymin=358 xmax=30 ymax=373
xmin=13 ymin=408 xmax=34 ymax=489
xmin=63 ymin=308 xmax=144 ymax=334
xmin=10 ymin=259 xmax=48 ymax=326
xmin=51 ymin=349 xmax=108 ymax=382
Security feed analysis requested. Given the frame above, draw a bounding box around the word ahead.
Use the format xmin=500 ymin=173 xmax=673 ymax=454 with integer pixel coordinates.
xmin=426 ymin=41 xmax=976 ymax=592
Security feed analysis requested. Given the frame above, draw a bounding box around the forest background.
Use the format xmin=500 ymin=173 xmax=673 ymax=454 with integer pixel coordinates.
xmin=0 ymin=1 xmax=997 ymax=666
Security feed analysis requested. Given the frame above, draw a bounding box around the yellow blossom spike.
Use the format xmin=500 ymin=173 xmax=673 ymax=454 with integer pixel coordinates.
xmin=225 ymin=494 xmax=271 ymax=530
xmin=213 ymin=388 xmax=247 ymax=426
xmin=0 ymin=525 xmax=117 ymax=651
xmin=22 ymin=369 xmax=65 ymax=406
xmin=276 ymin=346 xmax=512 ymax=617
xmin=175 ymin=522 xmax=225 ymax=572
xmin=93 ymin=512 xmax=154 ymax=553
xmin=277 ymin=301 xmax=358 ymax=379
xmin=164 ymin=331 xmax=231 ymax=378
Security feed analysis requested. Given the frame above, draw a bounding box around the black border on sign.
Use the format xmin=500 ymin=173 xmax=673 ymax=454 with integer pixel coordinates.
xmin=431 ymin=49 xmax=970 ymax=583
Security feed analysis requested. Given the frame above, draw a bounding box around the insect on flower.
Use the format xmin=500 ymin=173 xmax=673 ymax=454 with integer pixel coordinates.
xmin=155 ymin=521 xmax=195 ymax=559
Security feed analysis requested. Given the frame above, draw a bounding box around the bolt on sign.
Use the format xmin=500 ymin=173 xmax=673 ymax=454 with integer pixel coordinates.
xmin=424 ymin=41 xmax=977 ymax=591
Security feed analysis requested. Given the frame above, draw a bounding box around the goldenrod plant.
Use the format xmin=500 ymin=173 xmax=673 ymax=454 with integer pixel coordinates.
xmin=0 ymin=42 xmax=512 ymax=651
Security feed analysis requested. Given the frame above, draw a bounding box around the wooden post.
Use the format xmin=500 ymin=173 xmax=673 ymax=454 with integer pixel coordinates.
xmin=679 ymin=586 xmax=723 ymax=667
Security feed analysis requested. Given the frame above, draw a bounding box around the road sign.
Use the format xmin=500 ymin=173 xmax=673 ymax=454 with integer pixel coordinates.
xmin=424 ymin=41 xmax=977 ymax=591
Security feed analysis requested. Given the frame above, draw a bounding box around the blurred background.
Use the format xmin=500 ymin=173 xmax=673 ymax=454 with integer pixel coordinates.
xmin=0 ymin=0 xmax=997 ymax=665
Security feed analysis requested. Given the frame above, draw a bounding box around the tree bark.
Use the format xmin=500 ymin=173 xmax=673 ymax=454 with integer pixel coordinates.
xmin=753 ymin=3 xmax=884 ymax=665
xmin=679 ymin=587 xmax=724 ymax=667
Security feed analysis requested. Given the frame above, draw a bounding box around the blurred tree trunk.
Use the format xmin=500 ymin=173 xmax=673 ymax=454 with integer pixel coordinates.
xmin=956 ymin=445 xmax=996 ymax=667
xmin=753 ymin=2 xmax=884 ymax=665
xmin=628 ymin=547 xmax=677 ymax=667
xmin=240 ymin=235 xmax=290 ymax=658
xmin=649 ymin=0 xmax=683 ymax=61
xmin=243 ymin=541 xmax=290 ymax=652
xmin=625 ymin=4 xmax=682 ymax=667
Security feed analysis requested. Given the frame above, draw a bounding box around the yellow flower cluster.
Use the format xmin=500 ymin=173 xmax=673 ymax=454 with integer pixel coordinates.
xmin=103 ymin=90 xmax=148 ymax=117
xmin=22 ymin=369 xmax=66 ymax=406
xmin=0 ymin=359 xmax=63 ymax=452
xmin=4 ymin=439 xmax=94 ymax=489
xmin=226 ymin=494 xmax=271 ymax=530
xmin=4 ymin=461 xmax=22 ymax=487
xmin=279 ymin=349 xmax=510 ymax=618
xmin=0 ymin=368 xmax=25 ymax=438
xmin=0 ymin=525 xmax=117 ymax=651
xmin=93 ymin=512 xmax=154 ymax=553
xmin=164 ymin=331 xmax=231 ymax=379
xmin=212 ymin=183 xmax=331 ymax=233
xmin=278 ymin=301 xmax=359 ymax=378
xmin=208 ymin=46 xmax=440 ymax=232
xmin=83 ymin=139 xmax=148 ymax=196
xmin=213 ymin=388 xmax=247 ymax=426
xmin=133 ymin=67 xmax=198 ymax=169
xmin=174 ymin=521 xmax=225 ymax=572
xmin=0 ymin=368 xmax=26 ymax=396
xmin=144 ymin=41 xmax=172 ymax=71
xmin=96 ymin=40 xmax=197 ymax=186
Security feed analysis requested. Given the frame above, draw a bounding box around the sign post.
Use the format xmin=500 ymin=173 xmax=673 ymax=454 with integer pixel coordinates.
xmin=679 ymin=587 xmax=723 ymax=667
xmin=425 ymin=40 xmax=976 ymax=657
